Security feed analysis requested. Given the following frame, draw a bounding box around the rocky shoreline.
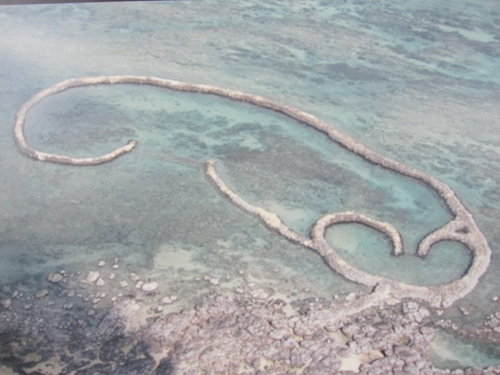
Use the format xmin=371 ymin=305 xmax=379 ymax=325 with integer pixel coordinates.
xmin=0 ymin=262 xmax=499 ymax=374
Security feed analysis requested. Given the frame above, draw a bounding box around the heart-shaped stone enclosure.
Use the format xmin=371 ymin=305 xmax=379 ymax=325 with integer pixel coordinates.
xmin=14 ymin=75 xmax=492 ymax=309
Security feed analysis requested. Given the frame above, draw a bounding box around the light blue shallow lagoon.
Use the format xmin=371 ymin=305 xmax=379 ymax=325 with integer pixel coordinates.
xmin=0 ymin=0 xmax=499 ymax=373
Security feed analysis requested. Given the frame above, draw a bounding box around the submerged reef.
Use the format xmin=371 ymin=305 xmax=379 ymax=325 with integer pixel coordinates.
xmin=8 ymin=75 xmax=497 ymax=373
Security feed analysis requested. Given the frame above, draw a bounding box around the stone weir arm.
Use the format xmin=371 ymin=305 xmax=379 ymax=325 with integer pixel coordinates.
xmin=205 ymin=160 xmax=312 ymax=247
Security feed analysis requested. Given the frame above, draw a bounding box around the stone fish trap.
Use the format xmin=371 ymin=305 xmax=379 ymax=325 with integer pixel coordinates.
xmin=13 ymin=75 xmax=492 ymax=310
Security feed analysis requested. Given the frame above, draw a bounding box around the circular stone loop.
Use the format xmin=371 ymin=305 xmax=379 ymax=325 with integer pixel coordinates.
xmin=309 ymin=211 xmax=403 ymax=288
xmin=311 ymin=211 xmax=404 ymax=256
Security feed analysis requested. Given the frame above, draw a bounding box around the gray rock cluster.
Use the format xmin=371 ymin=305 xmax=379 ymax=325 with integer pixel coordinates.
xmin=1 ymin=263 xmax=498 ymax=374
xmin=144 ymin=295 xmax=498 ymax=375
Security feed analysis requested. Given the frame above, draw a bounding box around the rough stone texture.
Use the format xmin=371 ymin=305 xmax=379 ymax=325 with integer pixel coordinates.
xmin=142 ymin=282 xmax=159 ymax=292
xmin=143 ymin=295 xmax=499 ymax=375
xmin=48 ymin=272 xmax=64 ymax=284
xmin=83 ymin=271 xmax=100 ymax=284
xmin=1 ymin=267 xmax=499 ymax=375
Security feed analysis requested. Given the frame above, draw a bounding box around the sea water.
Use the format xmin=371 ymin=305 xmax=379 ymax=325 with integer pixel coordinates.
xmin=0 ymin=0 xmax=499 ymax=370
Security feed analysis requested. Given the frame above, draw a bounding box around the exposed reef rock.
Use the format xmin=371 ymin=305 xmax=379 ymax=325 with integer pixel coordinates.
xmin=1 ymin=271 xmax=499 ymax=375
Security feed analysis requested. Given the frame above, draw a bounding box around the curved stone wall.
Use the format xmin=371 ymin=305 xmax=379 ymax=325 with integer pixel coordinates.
xmin=14 ymin=75 xmax=492 ymax=309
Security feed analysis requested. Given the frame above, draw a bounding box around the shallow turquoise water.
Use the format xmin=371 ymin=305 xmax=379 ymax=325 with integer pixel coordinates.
xmin=0 ymin=0 xmax=499 ymax=368
xmin=429 ymin=330 xmax=500 ymax=369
